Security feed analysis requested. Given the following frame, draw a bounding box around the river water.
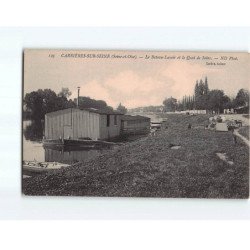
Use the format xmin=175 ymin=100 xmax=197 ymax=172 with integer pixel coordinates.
xmin=22 ymin=120 xmax=105 ymax=164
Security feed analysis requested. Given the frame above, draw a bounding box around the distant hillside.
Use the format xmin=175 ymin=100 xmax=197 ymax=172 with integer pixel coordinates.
xmin=129 ymin=105 xmax=164 ymax=113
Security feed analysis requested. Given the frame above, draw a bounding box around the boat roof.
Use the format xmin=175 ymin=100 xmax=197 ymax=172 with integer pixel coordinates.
xmin=46 ymin=108 xmax=123 ymax=116
xmin=79 ymin=107 xmax=123 ymax=115
xmin=121 ymin=115 xmax=151 ymax=121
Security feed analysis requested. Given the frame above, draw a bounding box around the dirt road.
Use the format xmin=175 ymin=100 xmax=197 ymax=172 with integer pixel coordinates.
xmin=234 ymin=130 xmax=250 ymax=147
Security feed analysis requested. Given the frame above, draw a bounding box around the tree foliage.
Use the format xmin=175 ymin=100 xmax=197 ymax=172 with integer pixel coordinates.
xmin=24 ymin=89 xmax=76 ymax=120
xmin=77 ymin=96 xmax=113 ymax=111
xmin=194 ymin=77 xmax=209 ymax=110
xmin=222 ymin=95 xmax=233 ymax=109
xmin=58 ymin=87 xmax=72 ymax=99
xmin=181 ymin=95 xmax=195 ymax=110
xmin=116 ymin=103 xmax=127 ymax=114
xmin=207 ymin=90 xmax=225 ymax=113
xmin=234 ymin=88 xmax=249 ymax=107
xmin=163 ymin=97 xmax=177 ymax=112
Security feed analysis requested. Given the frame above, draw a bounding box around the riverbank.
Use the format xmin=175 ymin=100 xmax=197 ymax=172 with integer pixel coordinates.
xmin=238 ymin=126 xmax=249 ymax=140
xmin=22 ymin=114 xmax=249 ymax=198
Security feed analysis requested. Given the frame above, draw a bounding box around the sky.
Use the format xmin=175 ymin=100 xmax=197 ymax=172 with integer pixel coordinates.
xmin=24 ymin=50 xmax=249 ymax=109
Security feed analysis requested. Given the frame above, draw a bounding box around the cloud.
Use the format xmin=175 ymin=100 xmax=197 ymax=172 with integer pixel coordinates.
xmin=72 ymin=61 xmax=218 ymax=109
xmin=71 ymin=79 xmax=111 ymax=102
xmin=161 ymin=61 xmax=218 ymax=98
xmin=73 ymin=70 xmax=173 ymax=108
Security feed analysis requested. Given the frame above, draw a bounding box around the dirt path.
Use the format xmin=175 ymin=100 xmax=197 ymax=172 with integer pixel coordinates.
xmin=234 ymin=130 xmax=250 ymax=147
xmin=224 ymin=114 xmax=249 ymax=126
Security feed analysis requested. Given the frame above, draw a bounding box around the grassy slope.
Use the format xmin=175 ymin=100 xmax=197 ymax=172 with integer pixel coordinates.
xmin=238 ymin=126 xmax=249 ymax=140
xmin=23 ymin=114 xmax=249 ymax=198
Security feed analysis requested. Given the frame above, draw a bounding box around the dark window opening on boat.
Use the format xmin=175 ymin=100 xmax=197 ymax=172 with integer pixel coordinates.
xmin=114 ymin=115 xmax=117 ymax=125
xmin=107 ymin=115 xmax=110 ymax=127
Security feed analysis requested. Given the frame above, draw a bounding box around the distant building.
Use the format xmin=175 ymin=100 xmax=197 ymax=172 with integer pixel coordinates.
xmin=121 ymin=115 xmax=151 ymax=135
xmin=177 ymin=109 xmax=207 ymax=114
xmin=45 ymin=108 xmax=123 ymax=141
xmin=223 ymin=108 xmax=234 ymax=114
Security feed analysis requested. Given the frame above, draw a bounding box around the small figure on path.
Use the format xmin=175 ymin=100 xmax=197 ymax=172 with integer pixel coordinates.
xmin=188 ymin=123 xmax=192 ymax=129
xmin=150 ymin=128 xmax=156 ymax=136
xmin=233 ymin=134 xmax=237 ymax=144
xmin=231 ymin=127 xmax=237 ymax=144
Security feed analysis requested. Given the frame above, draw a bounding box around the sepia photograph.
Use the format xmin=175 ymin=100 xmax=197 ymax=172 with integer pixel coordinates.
xmin=22 ymin=50 xmax=249 ymax=198
xmin=1 ymin=4 xmax=250 ymax=250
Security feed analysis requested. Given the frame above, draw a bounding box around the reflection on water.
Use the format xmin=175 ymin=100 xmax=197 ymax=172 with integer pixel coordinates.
xmin=23 ymin=120 xmax=44 ymax=141
xmin=45 ymin=148 xmax=103 ymax=164
xmin=23 ymin=120 xmax=108 ymax=164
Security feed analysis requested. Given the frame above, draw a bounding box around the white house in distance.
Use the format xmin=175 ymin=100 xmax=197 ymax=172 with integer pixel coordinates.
xmin=44 ymin=108 xmax=123 ymax=141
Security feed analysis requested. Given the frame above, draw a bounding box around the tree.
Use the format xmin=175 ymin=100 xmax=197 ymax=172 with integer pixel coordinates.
xmin=24 ymin=91 xmax=44 ymax=120
xmin=194 ymin=80 xmax=199 ymax=108
xmin=176 ymin=101 xmax=184 ymax=111
xmin=190 ymin=95 xmax=195 ymax=110
xmin=204 ymin=76 xmax=209 ymax=95
xmin=58 ymin=87 xmax=72 ymax=99
xmin=67 ymin=99 xmax=77 ymax=108
xmin=38 ymin=89 xmax=59 ymax=115
xmin=117 ymin=103 xmax=127 ymax=114
xmin=24 ymin=89 xmax=76 ymax=120
xmin=163 ymin=97 xmax=177 ymax=112
xmin=222 ymin=95 xmax=233 ymax=110
xmin=198 ymin=79 xmax=204 ymax=95
xmin=77 ymin=96 xmax=111 ymax=110
xmin=234 ymin=88 xmax=249 ymax=108
xmin=182 ymin=96 xmax=187 ymax=110
xmin=194 ymin=77 xmax=209 ymax=110
xmin=207 ymin=89 xmax=225 ymax=114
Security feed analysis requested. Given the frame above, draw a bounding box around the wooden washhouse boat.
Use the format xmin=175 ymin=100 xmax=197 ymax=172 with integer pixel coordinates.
xmin=43 ymin=107 xmax=123 ymax=148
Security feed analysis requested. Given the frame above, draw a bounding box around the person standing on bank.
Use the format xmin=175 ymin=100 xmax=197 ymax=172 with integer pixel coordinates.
xmin=231 ymin=127 xmax=237 ymax=144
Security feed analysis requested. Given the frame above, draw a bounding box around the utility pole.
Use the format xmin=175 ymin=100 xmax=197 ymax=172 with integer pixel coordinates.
xmin=77 ymin=86 xmax=80 ymax=107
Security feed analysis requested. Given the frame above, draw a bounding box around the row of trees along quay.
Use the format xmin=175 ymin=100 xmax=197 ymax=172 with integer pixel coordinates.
xmin=23 ymin=87 xmax=128 ymax=121
xmin=163 ymin=77 xmax=249 ymax=114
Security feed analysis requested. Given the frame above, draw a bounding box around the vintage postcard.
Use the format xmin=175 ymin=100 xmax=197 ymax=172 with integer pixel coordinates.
xmin=22 ymin=50 xmax=249 ymax=198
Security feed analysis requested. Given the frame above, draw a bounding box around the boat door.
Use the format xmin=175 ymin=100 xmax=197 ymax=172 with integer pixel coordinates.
xmin=63 ymin=126 xmax=73 ymax=139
